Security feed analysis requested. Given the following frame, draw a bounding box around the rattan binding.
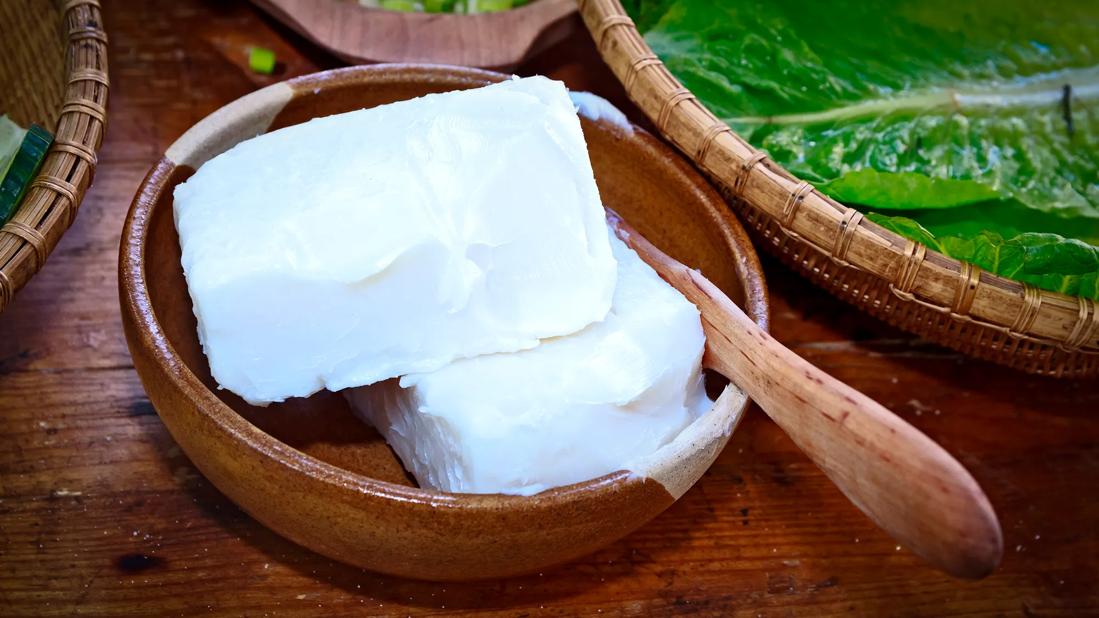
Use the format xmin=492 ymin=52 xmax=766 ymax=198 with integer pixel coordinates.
xmin=0 ymin=0 xmax=108 ymax=314
xmin=579 ymin=0 xmax=1099 ymax=377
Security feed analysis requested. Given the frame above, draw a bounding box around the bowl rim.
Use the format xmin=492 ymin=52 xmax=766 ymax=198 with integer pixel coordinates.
xmin=119 ymin=64 xmax=768 ymax=510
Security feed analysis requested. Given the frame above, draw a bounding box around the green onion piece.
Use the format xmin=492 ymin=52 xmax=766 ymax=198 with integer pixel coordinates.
xmin=248 ymin=46 xmax=277 ymax=75
xmin=0 ymin=115 xmax=26 ymax=183
xmin=0 ymin=124 xmax=53 ymax=225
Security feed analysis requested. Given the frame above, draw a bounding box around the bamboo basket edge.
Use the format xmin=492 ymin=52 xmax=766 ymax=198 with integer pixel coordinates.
xmin=0 ymin=0 xmax=108 ymax=314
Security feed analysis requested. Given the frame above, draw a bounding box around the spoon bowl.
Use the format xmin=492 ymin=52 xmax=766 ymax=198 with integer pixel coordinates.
xmin=119 ymin=65 xmax=768 ymax=581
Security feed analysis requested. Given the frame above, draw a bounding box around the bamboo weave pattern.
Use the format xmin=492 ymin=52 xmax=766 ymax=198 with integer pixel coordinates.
xmin=0 ymin=0 xmax=108 ymax=314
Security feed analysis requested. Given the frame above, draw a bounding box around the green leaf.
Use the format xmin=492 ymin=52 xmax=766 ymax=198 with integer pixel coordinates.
xmin=818 ymin=170 xmax=1001 ymax=210
xmin=868 ymin=213 xmax=1099 ymax=300
xmin=629 ymin=0 xmax=1099 ymax=297
xmin=865 ymin=213 xmax=943 ymax=252
xmin=634 ymin=0 xmax=1099 ymax=218
xmin=423 ymin=0 xmax=456 ymax=12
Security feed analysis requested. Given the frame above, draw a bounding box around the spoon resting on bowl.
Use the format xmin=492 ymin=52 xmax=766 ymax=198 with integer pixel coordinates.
xmin=607 ymin=210 xmax=1003 ymax=580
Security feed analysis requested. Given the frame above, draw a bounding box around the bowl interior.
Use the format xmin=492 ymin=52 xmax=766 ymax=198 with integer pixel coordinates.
xmin=140 ymin=66 xmax=766 ymax=495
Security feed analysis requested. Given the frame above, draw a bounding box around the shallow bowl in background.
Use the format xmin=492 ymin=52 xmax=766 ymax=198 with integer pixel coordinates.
xmin=250 ymin=0 xmax=578 ymax=70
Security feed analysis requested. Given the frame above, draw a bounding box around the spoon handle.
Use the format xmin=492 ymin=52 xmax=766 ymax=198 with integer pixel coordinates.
xmin=613 ymin=217 xmax=1003 ymax=579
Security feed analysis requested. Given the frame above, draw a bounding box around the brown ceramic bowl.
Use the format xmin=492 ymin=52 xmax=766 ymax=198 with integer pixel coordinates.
xmin=249 ymin=0 xmax=578 ymax=70
xmin=119 ymin=65 xmax=768 ymax=581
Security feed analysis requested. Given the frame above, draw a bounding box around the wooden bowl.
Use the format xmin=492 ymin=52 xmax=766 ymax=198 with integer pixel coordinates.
xmin=119 ymin=65 xmax=768 ymax=581
xmin=0 ymin=0 xmax=108 ymax=314
xmin=250 ymin=0 xmax=578 ymax=70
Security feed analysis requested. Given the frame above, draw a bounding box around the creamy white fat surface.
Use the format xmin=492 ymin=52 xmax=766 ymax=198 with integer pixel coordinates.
xmin=346 ymin=234 xmax=712 ymax=496
xmin=174 ymin=76 xmax=616 ymax=405
xmin=568 ymin=91 xmax=632 ymax=132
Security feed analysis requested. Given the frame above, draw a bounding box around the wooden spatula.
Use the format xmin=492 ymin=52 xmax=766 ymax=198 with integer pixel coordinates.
xmin=608 ymin=211 xmax=1003 ymax=579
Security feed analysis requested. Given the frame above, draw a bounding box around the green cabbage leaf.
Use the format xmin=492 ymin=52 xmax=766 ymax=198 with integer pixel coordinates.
xmin=627 ymin=0 xmax=1099 ymax=298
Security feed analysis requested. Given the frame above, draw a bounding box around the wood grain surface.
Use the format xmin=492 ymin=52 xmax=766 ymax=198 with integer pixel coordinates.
xmin=0 ymin=1 xmax=1096 ymax=615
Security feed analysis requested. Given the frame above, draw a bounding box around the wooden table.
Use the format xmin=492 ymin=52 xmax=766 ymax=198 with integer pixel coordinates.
xmin=1 ymin=1 xmax=1097 ymax=615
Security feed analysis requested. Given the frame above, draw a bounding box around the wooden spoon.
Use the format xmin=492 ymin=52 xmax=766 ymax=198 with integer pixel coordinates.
xmin=608 ymin=211 xmax=1003 ymax=580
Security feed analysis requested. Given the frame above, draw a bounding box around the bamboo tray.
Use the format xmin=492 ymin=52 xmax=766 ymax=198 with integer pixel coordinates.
xmin=578 ymin=0 xmax=1099 ymax=378
xmin=0 ymin=0 xmax=108 ymax=314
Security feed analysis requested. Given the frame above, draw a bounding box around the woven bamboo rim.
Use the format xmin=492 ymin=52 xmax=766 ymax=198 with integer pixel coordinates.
xmin=579 ymin=0 xmax=1099 ymax=377
xmin=0 ymin=0 xmax=108 ymax=313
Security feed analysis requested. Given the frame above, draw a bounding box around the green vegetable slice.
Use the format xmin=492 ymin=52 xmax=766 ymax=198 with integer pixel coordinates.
xmin=0 ymin=124 xmax=53 ymax=225
xmin=248 ymin=47 xmax=276 ymax=75
xmin=627 ymin=0 xmax=1099 ymax=299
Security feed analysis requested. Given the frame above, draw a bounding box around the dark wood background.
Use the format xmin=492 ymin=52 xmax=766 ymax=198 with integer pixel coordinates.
xmin=1 ymin=1 xmax=1096 ymax=615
